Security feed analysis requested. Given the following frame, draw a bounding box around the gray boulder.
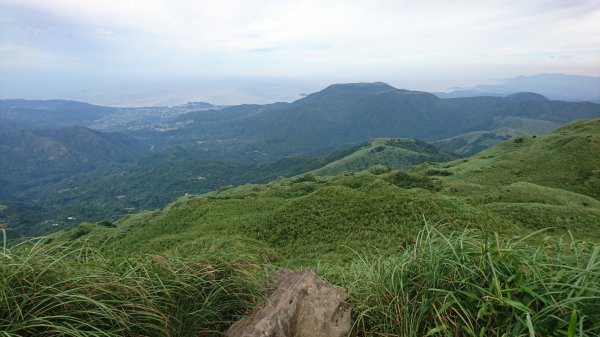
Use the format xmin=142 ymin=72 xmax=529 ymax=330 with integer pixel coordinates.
xmin=226 ymin=269 xmax=352 ymax=337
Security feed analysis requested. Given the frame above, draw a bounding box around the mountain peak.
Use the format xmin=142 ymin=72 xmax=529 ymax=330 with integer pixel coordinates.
xmin=296 ymin=82 xmax=396 ymax=105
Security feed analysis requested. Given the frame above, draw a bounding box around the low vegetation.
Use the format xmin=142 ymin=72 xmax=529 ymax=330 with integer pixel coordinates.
xmin=344 ymin=225 xmax=600 ymax=336
xmin=0 ymin=230 xmax=269 ymax=337
xmin=312 ymin=137 xmax=458 ymax=176
xmin=2 ymin=224 xmax=599 ymax=336
xmin=2 ymin=118 xmax=599 ymax=335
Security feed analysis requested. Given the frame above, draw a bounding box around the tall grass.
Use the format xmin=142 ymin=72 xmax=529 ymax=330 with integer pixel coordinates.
xmin=0 ymin=230 xmax=267 ymax=337
xmin=345 ymin=225 xmax=600 ymax=337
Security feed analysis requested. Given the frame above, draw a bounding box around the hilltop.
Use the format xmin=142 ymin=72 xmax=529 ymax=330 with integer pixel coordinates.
xmin=0 ymin=99 xmax=116 ymax=129
xmin=312 ymin=138 xmax=459 ymax=176
xmin=423 ymin=118 xmax=600 ymax=200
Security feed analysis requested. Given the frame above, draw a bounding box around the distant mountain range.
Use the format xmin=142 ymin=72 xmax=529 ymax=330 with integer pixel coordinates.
xmin=0 ymin=99 xmax=117 ymax=130
xmin=2 ymin=81 xmax=600 ymax=238
xmin=435 ymin=73 xmax=600 ymax=102
xmin=150 ymin=82 xmax=600 ymax=160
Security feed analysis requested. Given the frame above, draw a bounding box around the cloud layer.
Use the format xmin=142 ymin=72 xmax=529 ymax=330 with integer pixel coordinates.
xmin=1 ymin=0 xmax=599 ymax=104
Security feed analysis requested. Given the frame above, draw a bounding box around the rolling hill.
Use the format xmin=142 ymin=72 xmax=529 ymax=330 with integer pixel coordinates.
xmin=54 ymin=118 xmax=600 ymax=265
xmin=422 ymin=118 xmax=600 ymax=200
xmin=312 ymin=138 xmax=459 ymax=176
xmin=3 ymin=83 xmax=600 ymax=239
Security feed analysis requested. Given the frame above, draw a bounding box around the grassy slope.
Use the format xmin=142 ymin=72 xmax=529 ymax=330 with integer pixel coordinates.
xmin=5 ymin=118 xmax=600 ymax=336
xmin=54 ymin=118 xmax=600 ymax=265
xmin=312 ymin=138 xmax=459 ymax=176
xmin=433 ymin=116 xmax=560 ymax=156
xmin=424 ymin=118 xmax=600 ymax=200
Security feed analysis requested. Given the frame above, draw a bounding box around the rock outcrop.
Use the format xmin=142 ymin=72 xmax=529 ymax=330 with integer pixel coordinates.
xmin=226 ymin=269 xmax=352 ymax=337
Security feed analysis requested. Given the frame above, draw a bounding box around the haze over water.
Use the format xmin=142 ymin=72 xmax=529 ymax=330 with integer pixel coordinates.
xmin=1 ymin=0 xmax=599 ymax=105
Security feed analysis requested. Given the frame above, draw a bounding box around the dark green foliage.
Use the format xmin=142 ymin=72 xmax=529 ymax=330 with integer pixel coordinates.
xmin=1 ymin=151 xmax=332 ymax=238
xmin=368 ymin=164 xmax=391 ymax=175
xmin=97 ymin=220 xmax=116 ymax=228
xmin=69 ymin=222 xmax=95 ymax=239
xmin=387 ymin=171 xmax=438 ymax=191
xmin=424 ymin=168 xmax=453 ymax=176
xmin=293 ymin=173 xmax=318 ymax=183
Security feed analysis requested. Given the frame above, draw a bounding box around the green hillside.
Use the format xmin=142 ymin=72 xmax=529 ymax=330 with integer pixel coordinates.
xmin=0 ymin=126 xmax=149 ymax=187
xmin=313 ymin=138 xmax=459 ymax=176
xmin=50 ymin=119 xmax=600 ymax=265
xmin=433 ymin=116 xmax=560 ymax=156
xmin=4 ymin=118 xmax=600 ymax=336
xmin=4 ymin=85 xmax=600 ymax=238
xmin=0 ymin=152 xmax=338 ymax=238
xmin=422 ymin=118 xmax=600 ymax=200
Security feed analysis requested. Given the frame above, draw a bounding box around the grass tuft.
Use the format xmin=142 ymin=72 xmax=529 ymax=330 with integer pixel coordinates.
xmin=344 ymin=224 xmax=600 ymax=337
xmin=0 ymin=235 xmax=267 ymax=337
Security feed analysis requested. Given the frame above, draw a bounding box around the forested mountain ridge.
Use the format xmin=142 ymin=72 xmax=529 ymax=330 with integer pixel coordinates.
xmin=0 ymin=99 xmax=117 ymax=129
xmin=0 ymin=126 xmax=149 ymax=188
xmin=148 ymin=83 xmax=600 ymax=160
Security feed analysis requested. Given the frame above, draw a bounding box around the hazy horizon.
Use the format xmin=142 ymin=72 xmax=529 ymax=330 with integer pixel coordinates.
xmin=1 ymin=0 xmax=599 ymax=106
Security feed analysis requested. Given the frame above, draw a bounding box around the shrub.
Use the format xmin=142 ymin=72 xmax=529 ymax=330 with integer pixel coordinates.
xmin=69 ymin=222 xmax=95 ymax=239
xmin=293 ymin=173 xmax=318 ymax=183
xmin=368 ymin=164 xmax=391 ymax=175
xmin=387 ymin=171 xmax=438 ymax=191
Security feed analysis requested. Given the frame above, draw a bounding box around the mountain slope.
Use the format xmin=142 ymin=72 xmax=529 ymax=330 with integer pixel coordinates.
xmin=0 ymin=126 xmax=150 ymax=189
xmin=436 ymin=73 xmax=600 ymax=102
xmin=52 ymin=119 xmax=600 ymax=266
xmin=433 ymin=116 xmax=560 ymax=156
xmin=0 ymin=148 xmax=345 ymax=238
xmin=313 ymin=138 xmax=459 ymax=176
xmin=0 ymin=99 xmax=117 ymax=129
xmin=416 ymin=118 xmax=600 ymax=200
xmin=153 ymin=83 xmax=600 ymax=160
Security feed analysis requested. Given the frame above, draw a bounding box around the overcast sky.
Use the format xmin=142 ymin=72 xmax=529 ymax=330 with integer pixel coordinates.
xmin=1 ymin=0 xmax=599 ymax=105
